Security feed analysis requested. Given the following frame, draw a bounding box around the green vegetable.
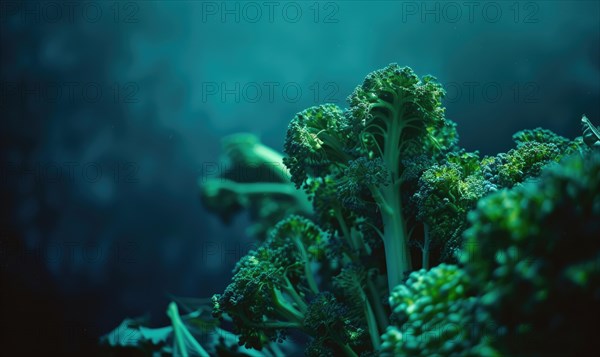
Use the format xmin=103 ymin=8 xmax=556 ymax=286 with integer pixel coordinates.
xmin=582 ymin=115 xmax=600 ymax=148
xmin=381 ymin=264 xmax=497 ymax=357
xmin=284 ymin=64 xmax=458 ymax=292
xmin=462 ymin=152 xmax=600 ymax=356
xmin=103 ymin=65 xmax=600 ymax=357
xmin=200 ymin=133 xmax=312 ymax=239
xmin=413 ymin=151 xmax=492 ymax=267
xmin=410 ymin=128 xmax=582 ymax=268
xmin=212 ymin=215 xmax=331 ymax=350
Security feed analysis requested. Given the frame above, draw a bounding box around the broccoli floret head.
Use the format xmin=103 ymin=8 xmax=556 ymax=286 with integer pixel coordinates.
xmin=212 ymin=250 xmax=288 ymax=349
xmin=381 ymin=264 xmax=496 ymax=357
xmin=413 ymin=151 xmax=497 ymax=267
xmin=346 ymin=64 xmax=454 ymax=161
xmin=288 ymin=64 xmax=460 ymax=291
xmin=303 ymin=292 xmax=351 ymax=337
xmin=512 ymin=127 xmax=572 ymax=148
xmin=303 ymin=292 xmax=367 ymax=356
xmin=283 ymin=104 xmax=352 ymax=188
xmin=483 ymin=128 xmax=580 ymax=188
xmin=212 ymin=216 xmax=328 ymax=350
xmin=495 ymin=141 xmax=564 ymax=187
xmin=336 ymin=157 xmax=389 ymax=212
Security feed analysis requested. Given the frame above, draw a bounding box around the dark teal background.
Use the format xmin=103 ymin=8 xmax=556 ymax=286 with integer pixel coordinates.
xmin=1 ymin=1 xmax=598 ymax=354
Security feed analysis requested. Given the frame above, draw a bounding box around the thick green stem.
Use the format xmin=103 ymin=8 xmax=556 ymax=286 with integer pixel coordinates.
xmin=381 ymin=209 xmax=411 ymax=292
xmin=362 ymin=292 xmax=382 ymax=349
xmin=335 ymin=210 xmax=361 ymax=252
xmin=366 ymin=278 xmax=389 ymax=332
xmin=368 ymin=183 xmax=411 ymax=292
xmin=292 ymin=236 xmax=320 ymax=295
xmin=376 ymin=93 xmax=412 ymax=293
xmin=272 ymin=287 xmax=305 ymax=323
xmin=422 ymin=223 xmax=431 ymax=270
xmin=282 ymin=277 xmax=308 ymax=313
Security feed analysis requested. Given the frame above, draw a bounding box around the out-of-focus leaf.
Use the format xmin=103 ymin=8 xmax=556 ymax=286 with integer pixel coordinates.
xmin=100 ymin=317 xmax=171 ymax=348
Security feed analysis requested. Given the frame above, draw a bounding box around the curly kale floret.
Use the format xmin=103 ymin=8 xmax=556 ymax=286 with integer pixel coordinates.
xmin=284 ymin=64 xmax=459 ymax=294
xmin=337 ymin=157 xmax=389 ymax=211
xmin=347 ymin=65 xmax=447 ymax=153
xmin=423 ymin=118 xmax=460 ymax=159
xmin=302 ymin=174 xmax=356 ymax=233
xmin=512 ymin=127 xmax=573 ymax=148
xmin=495 ymin=141 xmax=564 ymax=187
xmin=283 ymin=104 xmax=354 ymax=188
xmin=211 ymin=249 xmax=298 ymax=350
xmin=413 ymin=151 xmax=494 ymax=268
xmin=345 ymin=65 xmax=459 ymax=291
xmin=303 ymin=292 xmax=365 ymax=356
xmin=482 ymin=127 xmax=580 ymax=188
xmin=461 ymin=152 xmax=600 ymax=356
xmin=212 ymin=216 xmax=328 ymax=350
xmin=381 ymin=264 xmax=496 ymax=357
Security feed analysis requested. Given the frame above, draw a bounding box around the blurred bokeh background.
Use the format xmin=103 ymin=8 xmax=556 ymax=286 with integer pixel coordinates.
xmin=1 ymin=1 xmax=598 ymax=354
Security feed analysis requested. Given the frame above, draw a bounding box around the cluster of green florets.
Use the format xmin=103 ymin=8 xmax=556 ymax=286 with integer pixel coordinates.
xmin=211 ymin=215 xmax=329 ymax=350
xmin=381 ymin=264 xmax=496 ymax=357
xmin=101 ymin=64 xmax=600 ymax=356
xmin=461 ymin=152 xmax=600 ymax=356
xmin=198 ymin=64 xmax=600 ymax=356
xmin=381 ymin=151 xmax=600 ymax=356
